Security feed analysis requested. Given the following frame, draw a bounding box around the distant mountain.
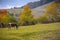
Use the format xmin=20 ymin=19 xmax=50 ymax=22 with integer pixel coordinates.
xmin=32 ymin=0 xmax=60 ymax=18
xmin=7 ymin=0 xmax=54 ymax=14
xmin=32 ymin=2 xmax=54 ymax=18
xmin=3 ymin=0 xmax=60 ymax=20
xmin=21 ymin=0 xmax=54 ymax=9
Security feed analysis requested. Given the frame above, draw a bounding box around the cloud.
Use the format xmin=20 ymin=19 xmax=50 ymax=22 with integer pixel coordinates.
xmin=0 ymin=0 xmax=41 ymax=9
xmin=0 ymin=5 xmax=14 ymax=9
xmin=0 ymin=5 xmax=23 ymax=9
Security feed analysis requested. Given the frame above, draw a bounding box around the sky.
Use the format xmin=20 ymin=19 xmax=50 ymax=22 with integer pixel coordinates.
xmin=0 ymin=0 xmax=40 ymax=9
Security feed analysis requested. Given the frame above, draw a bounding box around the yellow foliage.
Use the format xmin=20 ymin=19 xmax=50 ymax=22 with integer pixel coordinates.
xmin=45 ymin=2 xmax=58 ymax=14
xmin=0 ymin=13 xmax=11 ymax=23
xmin=19 ymin=6 xmax=32 ymax=20
xmin=45 ymin=2 xmax=60 ymax=22
xmin=19 ymin=6 xmax=34 ymax=25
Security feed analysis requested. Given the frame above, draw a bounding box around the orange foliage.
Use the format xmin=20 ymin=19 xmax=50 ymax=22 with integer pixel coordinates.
xmin=0 ymin=9 xmax=7 ymax=14
xmin=0 ymin=9 xmax=8 ymax=19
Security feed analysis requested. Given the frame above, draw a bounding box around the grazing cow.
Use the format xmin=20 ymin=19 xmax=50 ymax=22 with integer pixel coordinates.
xmin=8 ymin=23 xmax=18 ymax=29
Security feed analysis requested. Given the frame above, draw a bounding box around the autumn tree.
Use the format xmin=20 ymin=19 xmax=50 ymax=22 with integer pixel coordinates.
xmin=19 ymin=6 xmax=35 ymax=25
xmin=45 ymin=2 xmax=60 ymax=22
xmin=0 ymin=10 xmax=17 ymax=24
xmin=0 ymin=10 xmax=8 ymax=24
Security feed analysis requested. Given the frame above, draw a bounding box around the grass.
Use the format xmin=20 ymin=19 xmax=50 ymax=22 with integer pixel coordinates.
xmin=0 ymin=22 xmax=60 ymax=40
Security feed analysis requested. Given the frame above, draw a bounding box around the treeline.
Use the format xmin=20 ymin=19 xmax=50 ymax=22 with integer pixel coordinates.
xmin=0 ymin=2 xmax=60 ymax=26
xmin=0 ymin=10 xmax=18 ymax=25
xmin=37 ymin=2 xmax=60 ymax=23
xmin=19 ymin=2 xmax=60 ymax=25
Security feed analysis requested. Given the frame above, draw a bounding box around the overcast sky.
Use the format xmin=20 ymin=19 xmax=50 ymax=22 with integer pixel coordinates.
xmin=0 ymin=0 xmax=40 ymax=9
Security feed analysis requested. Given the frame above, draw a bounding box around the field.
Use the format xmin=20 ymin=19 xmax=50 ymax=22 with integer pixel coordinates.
xmin=0 ymin=22 xmax=60 ymax=40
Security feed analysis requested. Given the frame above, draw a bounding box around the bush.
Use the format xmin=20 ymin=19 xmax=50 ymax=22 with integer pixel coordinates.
xmin=37 ymin=16 xmax=50 ymax=23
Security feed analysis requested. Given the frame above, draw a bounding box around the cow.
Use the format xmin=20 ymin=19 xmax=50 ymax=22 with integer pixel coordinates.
xmin=7 ymin=22 xmax=18 ymax=29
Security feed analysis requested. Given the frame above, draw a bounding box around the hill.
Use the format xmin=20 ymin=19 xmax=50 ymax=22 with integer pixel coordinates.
xmin=32 ymin=2 xmax=54 ymax=18
xmin=7 ymin=0 xmax=54 ymax=14
xmin=1 ymin=0 xmax=60 ymax=20
xmin=6 ymin=0 xmax=54 ymax=20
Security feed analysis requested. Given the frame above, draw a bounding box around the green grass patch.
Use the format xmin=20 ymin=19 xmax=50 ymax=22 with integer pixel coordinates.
xmin=0 ymin=22 xmax=60 ymax=40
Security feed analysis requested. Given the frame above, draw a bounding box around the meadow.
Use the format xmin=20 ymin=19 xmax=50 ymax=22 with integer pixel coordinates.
xmin=0 ymin=22 xmax=60 ymax=40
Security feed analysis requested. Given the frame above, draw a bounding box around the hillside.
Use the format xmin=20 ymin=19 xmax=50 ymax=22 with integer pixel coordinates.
xmin=32 ymin=2 xmax=54 ymax=18
xmin=6 ymin=0 xmax=54 ymax=20
xmin=7 ymin=0 xmax=54 ymax=14
xmin=1 ymin=0 xmax=60 ymax=20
